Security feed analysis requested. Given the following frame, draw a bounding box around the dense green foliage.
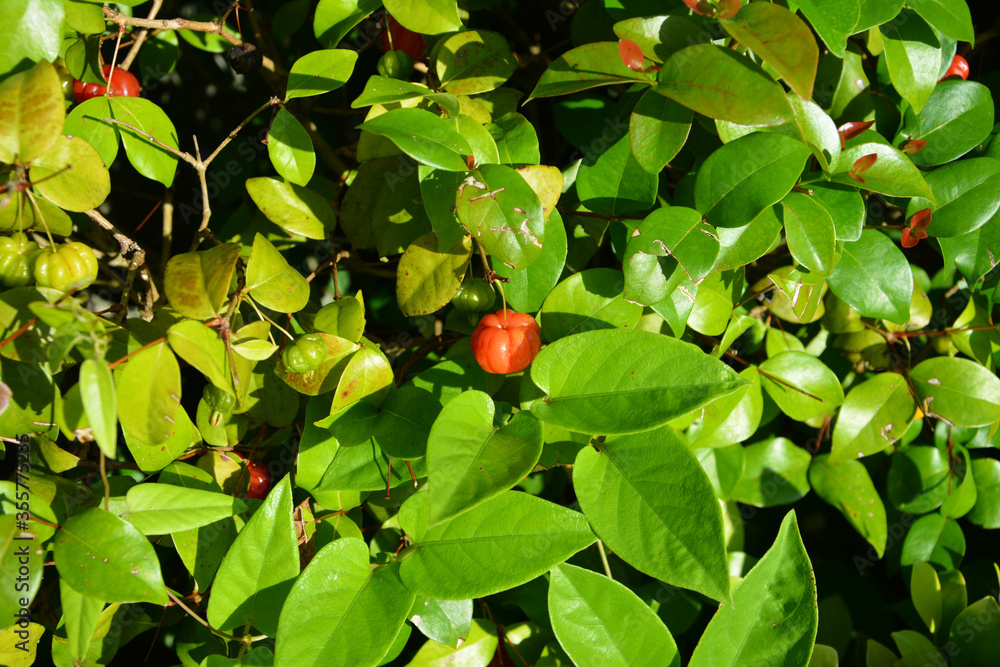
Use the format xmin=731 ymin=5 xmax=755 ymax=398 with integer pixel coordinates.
xmin=1 ymin=0 xmax=1000 ymax=665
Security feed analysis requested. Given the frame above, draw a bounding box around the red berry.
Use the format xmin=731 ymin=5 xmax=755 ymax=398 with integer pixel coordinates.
xmin=73 ymin=64 xmax=141 ymax=103
xmin=377 ymin=15 xmax=425 ymax=61
xmin=939 ymin=55 xmax=969 ymax=82
xmin=470 ymin=309 xmax=542 ymax=375
xmin=245 ymin=461 xmax=271 ymax=500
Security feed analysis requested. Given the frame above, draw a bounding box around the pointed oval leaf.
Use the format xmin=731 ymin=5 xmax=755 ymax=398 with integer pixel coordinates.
xmin=246 ymin=177 xmax=336 ymax=240
xmin=79 ymin=359 xmax=117 ymax=459
xmin=164 ymin=243 xmax=242 ymax=320
xmin=29 ymin=135 xmax=110 ymax=212
xmin=759 ymin=351 xmax=844 ymax=421
xmin=267 ymin=108 xmax=316 ymax=186
xmin=780 ymin=192 xmax=837 ymax=275
xmin=493 ymin=209 xmax=568 ymax=313
xmin=398 ymin=491 xmax=595 ymax=599
xmin=396 ymin=232 xmax=473 ymax=317
xmin=887 ymin=445 xmax=951 ymax=514
xmin=907 ymin=0 xmax=974 ymax=44
xmin=427 ymin=391 xmax=543 ymax=525
xmin=720 ymin=3 xmax=818 ymax=99
xmin=167 ymin=320 xmax=252 ymax=401
xmin=694 ymin=132 xmax=811 ymax=229
xmin=577 ymin=129 xmax=658 ymax=218
xmin=436 ymin=30 xmax=517 ymax=95
xmin=900 ymin=513 xmax=965 ymax=570
xmin=373 ymin=385 xmax=443 ymax=459
xmin=124 ymin=484 xmax=247 ymax=535
xmin=527 ymin=42 xmax=654 ymax=101
xmin=116 ymin=343 xmax=181 ymax=446
xmin=656 ymin=44 xmax=793 ymax=126
xmin=358 ymin=108 xmax=472 ymax=172
xmin=382 ymin=0 xmax=462 ymax=34
xmin=688 ymin=511 xmax=818 ymax=667
xmin=910 ymin=356 xmax=1000 ymax=427
xmin=538 ymin=268 xmax=642 ymax=342
xmin=831 ymin=372 xmax=916 ymax=462
xmin=629 ymin=90 xmax=692 ymax=174
xmin=526 ymin=329 xmax=749 ymax=435
xmin=549 ymin=563 xmax=681 ymax=667
xmin=732 ymin=438 xmax=812 ymax=507
xmin=54 ymin=508 xmax=168 ymax=605
xmin=832 ymin=142 xmax=934 ymax=200
xmin=899 ymin=81 xmax=994 ymax=167
xmin=907 ymin=158 xmax=1000 ymax=238
xmin=793 ymin=0 xmax=858 ymax=57
xmin=286 ymin=48 xmax=358 ymax=100
xmin=207 ymin=475 xmax=298 ymax=636
xmin=809 ymin=455 xmax=887 ymax=558
xmin=275 ymin=538 xmax=414 ymax=667
xmin=574 ymin=426 xmax=731 ymax=603
xmin=0 ymin=60 xmax=63 ymax=164
xmin=880 ymin=10 xmax=941 ymax=114
xmin=110 ymin=97 xmax=180 ymax=187
xmin=455 ymin=164 xmax=546 ymax=269
xmin=827 ymin=229 xmax=913 ymax=323
xmin=245 ymin=233 xmax=311 ymax=313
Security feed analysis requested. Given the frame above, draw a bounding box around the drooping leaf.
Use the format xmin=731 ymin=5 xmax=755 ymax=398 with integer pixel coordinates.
xmin=826 ymin=229 xmax=913 ymax=323
xmin=396 ymin=232 xmax=472 ymax=317
xmin=245 ymin=233 xmax=311 ymax=313
xmin=358 ymin=108 xmax=472 ymax=172
xmin=116 ymin=343 xmax=181 ymax=446
xmin=124 ymin=484 xmax=247 ymax=535
xmin=164 ymin=243 xmax=242 ymax=320
xmin=809 ymin=455 xmax=887 ymax=558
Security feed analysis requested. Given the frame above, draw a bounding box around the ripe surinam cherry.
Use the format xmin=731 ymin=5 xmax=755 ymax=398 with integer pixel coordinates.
xmin=470 ymin=309 xmax=542 ymax=375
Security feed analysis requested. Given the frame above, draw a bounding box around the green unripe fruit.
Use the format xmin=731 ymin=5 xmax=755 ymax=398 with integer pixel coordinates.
xmin=377 ymin=50 xmax=414 ymax=80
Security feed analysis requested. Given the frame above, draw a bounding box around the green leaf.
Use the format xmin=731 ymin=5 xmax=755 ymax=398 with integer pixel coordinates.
xmin=351 ymin=77 xmax=460 ymax=116
xmin=274 ymin=539 xmax=414 ymax=667
xmin=341 ymin=156 xmax=431 ymax=255
xmin=163 ymin=243 xmax=242 ymax=320
xmin=548 ymin=563 xmax=681 ymax=667
xmin=809 ymin=455 xmax=887 ymax=558
xmin=940 ymin=445 xmax=977 ymax=519
xmin=967 ymin=458 xmax=1000 ymax=529
xmin=831 ymin=372 xmax=916 ymax=462
xmin=897 ymin=82 xmax=994 ymax=168
xmin=623 ymin=207 xmax=719 ymax=306
xmin=488 ymin=112 xmax=541 ymax=166
xmin=576 ymin=130 xmax=658 ymax=217
xmin=167 ymin=320 xmax=251 ymax=402
xmin=720 ymin=3 xmax=818 ymax=99
xmin=0 ymin=0 xmax=64 ymax=77
xmin=879 ymin=10 xmax=941 ymax=114
xmin=373 ymin=386 xmax=442 ymax=459
xmin=310 ymin=438 xmax=428 ymax=492
xmin=831 ymin=142 xmax=934 ymax=200
xmin=29 ymin=135 xmax=110 ymax=212
xmin=656 ymin=44 xmax=793 ymax=126
xmin=794 ymin=0 xmax=859 ymax=57
xmin=526 ymin=329 xmax=748 ymax=434
xmin=613 ymin=15 xmax=709 ymax=63
xmin=396 ymin=232 xmax=472 ymax=317
xmin=810 ymin=183 xmax=865 ymax=242
xmin=949 ymin=597 xmax=1000 ymax=666
xmin=527 ymin=42 xmax=654 ymax=101
xmin=910 ymin=560 xmax=942 ymax=634
xmin=907 ymin=158 xmax=1000 ymax=238
xmin=285 ymin=49 xmax=359 ymax=100
xmin=54 ymin=508 xmax=168 ymax=605
xmin=79 ymin=359 xmax=117 ymax=459
xmin=178 ymin=13 xmax=240 ymax=52
xmin=695 ymin=445 xmax=747 ymax=501
xmin=732 ymin=438 xmax=812 ymax=507
xmin=888 ymin=445 xmax=950 ymax=514
xmin=493 ymin=209 xmax=568 ymax=313
xmin=358 ymin=108 xmax=472 ymax=172
xmin=435 ymin=30 xmax=517 ymax=95
xmin=110 ymin=97 xmax=180 ymax=187
xmin=628 ymin=90 xmax=692 ymax=174
xmin=314 ymin=292 xmax=366 ymax=343
xmin=0 ymin=60 xmax=63 ymax=164
xmin=58 ymin=578 xmax=103 ymax=662
xmin=313 ymin=0 xmax=382 ymax=48
xmin=827 ymin=229 xmax=913 ymax=323
xmin=691 ymin=366 xmax=763 ymax=449
xmin=713 ymin=207 xmax=783 ymax=272
xmin=266 ymin=108 xmax=316 ymax=186
xmin=785 ymin=95 xmax=842 ymax=173
xmin=573 ymin=426 xmax=731 ymax=603
xmin=207 ymin=476 xmax=298 ymax=636
xmin=900 ymin=513 xmax=965 ymax=570
xmin=426 ymin=391 xmax=542 ymax=525
xmin=688 ymin=511 xmax=818 ymax=667
xmin=0 ymin=515 xmax=43 ymax=628
xmin=383 ymin=0 xmax=462 ymax=34
xmin=124 ymin=484 xmax=247 ymax=535
xmin=910 ymin=356 xmax=1000 ymax=427
xmin=759 ymin=351 xmax=845 ymax=421
xmin=780 ymin=192 xmax=837 ymax=275
xmin=455 ymin=164 xmax=546 ymax=269
xmin=694 ymin=132 xmax=811 ymax=229
xmin=245 ymin=233 xmax=311 ymax=313
xmin=408 ymin=597 xmax=472 ymax=649
xmin=907 ymin=0 xmax=975 ymax=43
xmin=407 ymin=617 xmax=495 ymax=664
xmin=117 ymin=343 xmax=181 ymax=446
xmin=398 ymin=491 xmax=595 ymax=599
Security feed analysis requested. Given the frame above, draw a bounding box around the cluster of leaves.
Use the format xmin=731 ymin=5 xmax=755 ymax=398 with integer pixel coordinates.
xmin=2 ymin=0 xmax=1000 ymax=666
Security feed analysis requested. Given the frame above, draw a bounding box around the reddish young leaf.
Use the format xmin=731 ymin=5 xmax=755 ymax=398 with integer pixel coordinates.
xmin=618 ymin=39 xmax=645 ymax=72
xmin=852 ymin=153 xmax=878 ymax=174
xmin=837 ymin=120 xmax=875 ymax=149
xmin=466 ymin=155 xmax=477 ymax=170
xmin=847 ymin=170 xmax=866 ymax=184
xmin=901 ymin=227 xmax=927 ymax=248
xmin=716 ymin=0 xmax=742 ymax=19
xmin=902 ymin=139 xmax=928 ymax=154
xmin=908 ymin=208 xmax=932 ymax=232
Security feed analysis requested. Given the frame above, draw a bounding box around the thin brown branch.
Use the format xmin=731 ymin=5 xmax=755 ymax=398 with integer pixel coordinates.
xmin=120 ymin=0 xmax=163 ymax=70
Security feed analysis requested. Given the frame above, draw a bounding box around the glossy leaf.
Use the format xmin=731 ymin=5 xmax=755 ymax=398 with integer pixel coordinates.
xmin=79 ymin=359 xmax=117 ymax=459
xmin=164 ymin=243 xmax=242 ymax=320
xmin=526 ymin=329 xmax=748 ymax=434
xmin=831 ymin=372 xmax=916 ymax=462
xmin=29 ymin=135 xmax=110 ymax=212
xmin=125 ymin=484 xmax=246 ymax=535
xmin=527 ymin=42 xmax=654 ymax=101
xmin=493 ymin=209 xmax=568 ymax=313
xmin=426 ymin=391 xmax=543 ymax=525
xmin=54 ymin=508 xmax=168 ymax=605
xmin=907 ymin=158 xmax=1000 ymax=238
xmin=274 ymin=539 xmax=413 ymax=667
xmin=759 ymin=351 xmax=844 ymax=422
xmin=286 ymin=48 xmax=358 ymax=100
xmin=267 ymin=108 xmax=315 ymax=186
xmin=897 ymin=81 xmax=994 ymax=167
xmin=0 ymin=60 xmax=62 ymax=164
xmin=694 ymin=132 xmax=811 ymax=229
xmin=907 ymin=0 xmax=974 ymax=43
xmin=780 ymin=192 xmax=837 ymax=275
xmin=629 ymin=90 xmax=692 ymax=174
xmin=577 ymin=129 xmax=658 ymax=218
xmin=900 ymin=513 xmax=965 ymax=570
xmin=207 ymin=476 xmax=298 ymax=636
xmin=879 ymin=10 xmax=941 ymax=114
xmin=732 ymin=438 xmax=812 ymax=507
xmin=573 ymin=426 xmax=731 ymax=603
xmin=967 ymin=458 xmax=1000 ymax=529
xmin=910 ymin=357 xmax=1000 ymax=427
xmin=887 ymin=446 xmax=950 ymax=514
xmin=398 ymin=491 xmax=595 ymax=599
xmin=688 ymin=511 xmax=817 ymax=667
xmin=383 ymin=0 xmax=462 ymax=34
xmin=396 ymin=232 xmax=472 ymax=317
xmin=549 ymin=563 xmax=681 ymax=667
xmin=109 ymin=97 xmax=180 ymax=187
xmin=827 ymin=229 xmax=913 ymax=323
xmin=831 ymin=142 xmax=934 ymax=200
xmin=245 ymin=233 xmax=311 ymax=313
xmin=435 ymin=30 xmax=516 ymax=95
xmin=809 ymin=455 xmax=887 ymax=558
xmin=116 ymin=343 xmax=181 ymax=446
xmin=656 ymin=44 xmax=792 ymax=126
xmin=949 ymin=597 xmax=1000 ymax=666
xmin=313 ymin=0 xmax=381 ymax=47
xmin=358 ymin=108 xmax=472 ymax=172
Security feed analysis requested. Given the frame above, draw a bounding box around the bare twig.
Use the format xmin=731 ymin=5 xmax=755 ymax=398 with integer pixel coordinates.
xmin=120 ymin=0 xmax=164 ymax=70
